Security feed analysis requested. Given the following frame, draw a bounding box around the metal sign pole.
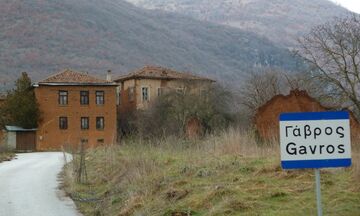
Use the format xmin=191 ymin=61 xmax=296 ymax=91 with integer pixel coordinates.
xmin=315 ymin=169 xmax=323 ymax=216
xmin=280 ymin=112 xmax=351 ymax=216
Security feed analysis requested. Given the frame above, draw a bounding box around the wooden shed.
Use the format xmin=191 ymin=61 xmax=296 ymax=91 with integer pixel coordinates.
xmin=254 ymin=90 xmax=360 ymax=143
xmin=4 ymin=126 xmax=37 ymax=151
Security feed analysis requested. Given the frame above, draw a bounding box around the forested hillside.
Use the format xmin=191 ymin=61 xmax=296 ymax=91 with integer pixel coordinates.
xmin=127 ymin=0 xmax=350 ymax=47
xmin=0 ymin=0 xmax=303 ymax=89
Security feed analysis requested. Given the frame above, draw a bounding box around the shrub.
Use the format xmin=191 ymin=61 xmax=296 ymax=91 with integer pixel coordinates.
xmin=134 ymin=84 xmax=234 ymax=138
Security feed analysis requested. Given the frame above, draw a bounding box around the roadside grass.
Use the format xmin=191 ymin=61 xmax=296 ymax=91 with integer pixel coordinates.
xmin=0 ymin=152 xmax=15 ymax=163
xmin=63 ymin=129 xmax=360 ymax=216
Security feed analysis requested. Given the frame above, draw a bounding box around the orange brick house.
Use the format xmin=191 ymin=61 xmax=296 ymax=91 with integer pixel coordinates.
xmin=115 ymin=65 xmax=215 ymax=115
xmin=34 ymin=69 xmax=118 ymax=150
xmin=254 ymin=89 xmax=360 ymax=142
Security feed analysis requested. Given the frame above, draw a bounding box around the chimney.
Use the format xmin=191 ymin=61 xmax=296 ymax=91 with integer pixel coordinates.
xmin=106 ymin=69 xmax=112 ymax=82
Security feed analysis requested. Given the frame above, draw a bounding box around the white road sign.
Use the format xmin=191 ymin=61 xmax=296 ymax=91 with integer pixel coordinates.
xmin=279 ymin=111 xmax=352 ymax=169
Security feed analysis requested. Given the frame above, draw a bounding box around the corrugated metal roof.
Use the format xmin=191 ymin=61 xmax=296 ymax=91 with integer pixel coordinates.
xmin=5 ymin=126 xmax=37 ymax=132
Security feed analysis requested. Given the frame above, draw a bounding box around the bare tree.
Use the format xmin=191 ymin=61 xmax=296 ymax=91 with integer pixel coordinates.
xmin=135 ymin=83 xmax=234 ymax=138
xmin=297 ymin=14 xmax=360 ymax=115
xmin=238 ymin=68 xmax=291 ymax=114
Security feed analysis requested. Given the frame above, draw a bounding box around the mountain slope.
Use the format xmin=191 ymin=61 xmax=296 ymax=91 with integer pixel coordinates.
xmin=0 ymin=0 xmax=303 ymax=89
xmin=126 ymin=0 xmax=350 ymax=47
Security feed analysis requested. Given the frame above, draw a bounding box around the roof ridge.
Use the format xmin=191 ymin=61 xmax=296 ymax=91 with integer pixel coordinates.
xmin=114 ymin=65 xmax=215 ymax=82
xmin=38 ymin=68 xmax=70 ymax=83
xmin=37 ymin=68 xmax=112 ymax=84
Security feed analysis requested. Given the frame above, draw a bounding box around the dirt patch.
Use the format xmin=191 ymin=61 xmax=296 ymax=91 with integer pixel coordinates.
xmin=171 ymin=212 xmax=192 ymax=216
xmin=166 ymin=188 xmax=189 ymax=201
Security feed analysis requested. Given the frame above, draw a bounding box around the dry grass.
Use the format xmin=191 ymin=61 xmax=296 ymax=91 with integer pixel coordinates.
xmin=210 ymin=127 xmax=279 ymax=157
xmin=63 ymin=128 xmax=360 ymax=216
xmin=0 ymin=152 xmax=15 ymax=163
xmin=353 ymin=151 xmax=360 ymax=180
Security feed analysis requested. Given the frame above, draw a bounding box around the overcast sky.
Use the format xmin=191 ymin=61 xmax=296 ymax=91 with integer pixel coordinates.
xmin=331 ymin=0 xmax=360 ymax=13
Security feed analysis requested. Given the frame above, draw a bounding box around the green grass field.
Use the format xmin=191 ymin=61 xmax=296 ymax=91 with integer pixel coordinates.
xmin=63 ymin=130 xmax=360 ymax=216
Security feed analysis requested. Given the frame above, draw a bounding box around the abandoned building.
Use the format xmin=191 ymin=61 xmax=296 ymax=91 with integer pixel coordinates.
xmin=114 ymin=65 xmax=215 ymax=115
xmin=33 ymin=69 xmax=118 ymax=150
xmin=254 ymin=89 xmax=360 ymax=142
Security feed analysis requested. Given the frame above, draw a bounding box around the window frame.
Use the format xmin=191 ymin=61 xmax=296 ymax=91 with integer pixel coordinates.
xmin=142 ymin=86 xmax=149 ymax=102
xmin=176 ymin=87 xmax=185 ymax=95
xmin=58 ymin=90 xmax=68 ymax=105
xmin=95 ymin=91 xmax=105 ymax=105
xmin=80 ymin=117 xmax=89 ymax=130
xmin=59 ymin=116 xmax=68 ymax=130
xmin=96 ymin=116 xmax=105 ymax=130
xmin=157 ymin=87 xmax=164 ymax=97
xmin=80 ymin=91 xmax=89 ymax=105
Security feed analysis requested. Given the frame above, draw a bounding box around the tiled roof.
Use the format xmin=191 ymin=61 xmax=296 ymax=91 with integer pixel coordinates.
xmin=114 ymin=66 xmax=215 ymax=82
xmin=37 ymin=69 xmax=115 ymax=85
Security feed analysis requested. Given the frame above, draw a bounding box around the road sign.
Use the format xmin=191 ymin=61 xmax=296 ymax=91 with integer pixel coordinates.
xmin=280 ymin=111 xmax=351 ymax=169
xmin=279 ymin=111 xmax=352 ymax=216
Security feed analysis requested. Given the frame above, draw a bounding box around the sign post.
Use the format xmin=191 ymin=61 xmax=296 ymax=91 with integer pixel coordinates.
xmin=279 ymin=111 xmax=352 ymax=216
xmin=315 ymin=169 xmax=322 ymax=216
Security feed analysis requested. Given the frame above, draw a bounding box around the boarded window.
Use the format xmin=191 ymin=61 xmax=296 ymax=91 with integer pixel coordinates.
xmin=96 ymin=91 xmax=105 ymax=105
xmin=80 ymin=91 xmax=89 ymax=105
xmin=81 ymin=117 xmax=89 ymax=130
xmin=59 ymin=117 xmax=68 ymax=130
xmin=59 ymin=91 xmax=68 ymax=105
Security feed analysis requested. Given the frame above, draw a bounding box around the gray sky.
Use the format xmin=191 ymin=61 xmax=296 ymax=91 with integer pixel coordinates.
xmin=331 ymin=0 xmax=360 ymax=13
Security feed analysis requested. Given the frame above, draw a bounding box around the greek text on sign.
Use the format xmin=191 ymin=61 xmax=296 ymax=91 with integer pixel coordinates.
xmin=279 ymin=111 xmax=351 ymax=169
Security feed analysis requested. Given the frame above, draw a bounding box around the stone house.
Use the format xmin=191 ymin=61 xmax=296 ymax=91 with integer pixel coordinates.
xmin=115 ymin=65 xmax=215 ymax=115
xmin=254 ymin=89 xmax=360 ymax=142
xmin=33 ymin=69 xmax=118 ymax=150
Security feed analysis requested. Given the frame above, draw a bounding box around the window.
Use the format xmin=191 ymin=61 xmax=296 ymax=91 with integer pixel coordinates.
xmin=176 ymin=88 xmax=185 ymax=95
xmin=96 ymin=117 xmax=105 ymax=130
xmin=96 ymin=91 xmax=105 ymax=105
xmin=128 ymin=87 xmax=135 ymax=102
xmin=158 ymin=87 xmax=164 ymax=96
xmin=59 ymin=91 xmax=68 ymax=105
xmin=80 ymin=91 xmax=89 ymax=105
xmin=81 ymin=117 xmax=89 ymax=130
xmin=116 ymin=86 xmax=121 ymax=105
xmin=59 ymin=117 xmax=68 ymax=130
xmin=200 ymin=89 xmax=207 ymax=96
xmin=142 ymin=87 xmax=149 ymax=101
xmin=80 ymin=139 xmax=88 ymax=144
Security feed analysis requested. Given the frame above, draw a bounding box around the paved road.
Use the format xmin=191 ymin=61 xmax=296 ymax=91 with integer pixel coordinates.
xmin=0 ymin=152 xmax=82 ymax=216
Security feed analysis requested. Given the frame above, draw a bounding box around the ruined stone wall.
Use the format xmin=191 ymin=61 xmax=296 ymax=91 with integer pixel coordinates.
xmin=254 ymin=90 xmax=360 ymax=144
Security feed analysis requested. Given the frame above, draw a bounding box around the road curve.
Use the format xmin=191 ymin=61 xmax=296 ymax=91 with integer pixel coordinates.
xmin=0 ymin=152 xmax=81 ymax=216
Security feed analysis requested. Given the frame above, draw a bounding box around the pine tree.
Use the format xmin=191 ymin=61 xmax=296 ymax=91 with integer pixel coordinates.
xmin=0 ymin=72 xmax=40 ymax=128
